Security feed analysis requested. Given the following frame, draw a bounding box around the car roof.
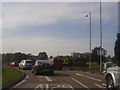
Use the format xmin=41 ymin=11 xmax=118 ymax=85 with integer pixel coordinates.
xmin=36 ymin=60 xmax=51 ymax=63
xmin=22 ymin=60 xmax=32 ymax=61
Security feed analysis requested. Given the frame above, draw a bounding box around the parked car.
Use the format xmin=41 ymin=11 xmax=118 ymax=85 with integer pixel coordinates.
xmin=105 ymin=65 xmax=120 ymax=90
xmin=18 ymin=60 xmax=33 ymax=70
xmin=32 ymin=60 xmax=54 ymax=75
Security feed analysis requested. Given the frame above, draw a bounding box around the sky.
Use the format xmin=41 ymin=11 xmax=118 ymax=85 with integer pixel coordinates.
xmin=1 ymin=2 xmax=118 ymax=57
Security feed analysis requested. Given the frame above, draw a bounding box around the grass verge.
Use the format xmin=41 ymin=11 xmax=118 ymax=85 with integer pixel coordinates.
xmin=2 ymin=67 xmax=23 ymax=87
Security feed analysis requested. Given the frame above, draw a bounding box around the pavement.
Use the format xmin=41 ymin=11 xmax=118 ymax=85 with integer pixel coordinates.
xmin=9 ymin=68 xmax=107 ymax=90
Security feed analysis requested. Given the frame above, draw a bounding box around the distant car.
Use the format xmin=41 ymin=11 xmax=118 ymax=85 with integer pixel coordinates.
xmin=9 ymin=62 xmax=15 ymax=67
xmin=32 ymin=60 xmax=54 ymax=75
xmin=105 ymin=65 xmax=120 ymax=90
xmin=18 ymin=60 xmax=33 ymax=70
xmin=9 ymin=62 xmax=18 ymax=67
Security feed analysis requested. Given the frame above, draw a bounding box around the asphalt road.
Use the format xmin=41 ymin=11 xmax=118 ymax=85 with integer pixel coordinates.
xmin=10 ymin=69 xmax=107 ymax=90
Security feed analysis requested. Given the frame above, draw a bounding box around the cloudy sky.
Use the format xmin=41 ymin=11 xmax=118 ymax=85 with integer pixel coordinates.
xmin=1 ymin=2 xmax=118 ymax=57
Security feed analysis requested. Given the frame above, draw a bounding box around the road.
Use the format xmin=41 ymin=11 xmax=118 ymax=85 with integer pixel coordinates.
xmin=11 ymin=69 xmax=107 ymax=90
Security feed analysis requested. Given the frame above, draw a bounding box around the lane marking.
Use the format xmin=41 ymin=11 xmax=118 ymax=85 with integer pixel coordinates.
xmin=46 ymin=84 xmax=49 ymax=90
xmin=34 ymin=84 xmax=75 ymax=90
xmin=102 ymin=83 xmax=106 ymax=86
xmin=76 ymin=73 xmax=102 ymax=82
xmin=72 ymin=78 xmax=90 ymax=90
xmin=94 ymin=83 xmax=106 ymax=88
xmin=13 ymin=72 xmax=29 ymax=88
xmin=68 ymin=85 xmax=75 ymax=90
xmin=45 ymin=76 xmax=52 ymax=81
xmin=34 ymin=84 xmax=43 ymax=90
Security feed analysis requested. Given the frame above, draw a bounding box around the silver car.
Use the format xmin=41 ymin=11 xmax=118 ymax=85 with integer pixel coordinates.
xmin=18 ymin=60 xmax=33 ymax=70
xmin=105 ymin=65 xmax=120 ymax=90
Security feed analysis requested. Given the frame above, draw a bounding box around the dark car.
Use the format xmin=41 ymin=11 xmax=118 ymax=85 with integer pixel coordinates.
xmin=49 ymin=58 xmax=63 ymax=70
xmin=32 ymin=60 xmax=54 ymax=75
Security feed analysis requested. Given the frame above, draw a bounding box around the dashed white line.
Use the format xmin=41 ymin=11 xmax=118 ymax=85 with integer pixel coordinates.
xmin=45 ymin=76 xmax=52 ymax=81
xmin=76 ymin=73 xmax=102 ymax=82
xmin=72 ymin=78 xmax=90 ymax=90
xmin=94 ymin=83 xmax=106 ymax=88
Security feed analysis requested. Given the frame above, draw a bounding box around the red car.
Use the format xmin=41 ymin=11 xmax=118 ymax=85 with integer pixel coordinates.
xmin=49 ymin=58 xmax=63 ymax=70
xmin=9 ymin=62 xmax=16 ymax=67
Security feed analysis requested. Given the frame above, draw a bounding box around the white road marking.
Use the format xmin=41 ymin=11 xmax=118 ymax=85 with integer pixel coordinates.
xmin=68 ymin=85 xmax=75 ymax=90
xmin=58 ymin=85 xmax=61 ymax=87
xmin=45 ymin=76 xmax=52 ymax=81
xmin=13 ymin=72 xmax=29 ymax=88
xmin=102 ymin=83 xmax=106 ymax=86
xmin=76 ymin=73 xmax=102 ymax=82
xmin=34 ymin=84 xmax=43 ymax=90
xmin=36 ymin=76 xmax=44 ymax=78
xmin=34 ymin=84 xmax=75 ymax=90
xmin=95 ymin=83 xmax=106 ymax=88
xmin=46 ymin=84 xmax=49 ymax=90
xmin=72 ymin=78 xmax=90 ymax=90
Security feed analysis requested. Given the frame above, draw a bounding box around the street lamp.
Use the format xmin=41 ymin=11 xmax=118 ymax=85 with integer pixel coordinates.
xmin=86 ymin=12 xmax=92 ymax=70
xmin=100 ymin=0 xmax=103 ymax=72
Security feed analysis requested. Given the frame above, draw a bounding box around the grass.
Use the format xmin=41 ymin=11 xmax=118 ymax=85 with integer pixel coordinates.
xmin=64 ymin=66 xmax=100 ymax=69
xmin=2 ymin=67 xmax=23 ymax=87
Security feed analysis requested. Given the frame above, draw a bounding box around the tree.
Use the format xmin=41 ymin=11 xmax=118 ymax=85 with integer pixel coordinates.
xmin=38 ymin=52 xmax=48 ymax=60
xmin=114 ymin=33 xmax=120 ymax=66
xmin=49 ymin=56 xmax=53 ymax=58
xmin=13 ymin=52 xmax=28 ymax=62
xmin=2 ymin=53 xmax=13 ymax=63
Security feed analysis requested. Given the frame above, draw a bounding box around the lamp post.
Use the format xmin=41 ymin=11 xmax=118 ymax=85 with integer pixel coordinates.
xmin=86 ymin=12 xmax=92 ymax=70
xmin=100 ymin=0 xmax=103 ymax=72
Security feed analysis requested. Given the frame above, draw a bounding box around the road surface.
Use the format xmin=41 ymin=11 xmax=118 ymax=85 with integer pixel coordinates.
xmin=11 ymin=69 xmax=107 ymax=90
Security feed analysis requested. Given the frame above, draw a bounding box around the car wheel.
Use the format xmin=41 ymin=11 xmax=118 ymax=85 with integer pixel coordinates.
xmin=106 ymin=75 xmax=116 ymax=90
xmin=34 ymin=70 xmax=38 ymax=75
xmin=49 ymin=71 xmax=54 ymax=76
xmin=59 ymin=68 xmax=62 ymax=70
xmin=22 ymin=67 xmax=25 ymax=70
xmin=32 ymin=69 xmax=34 ymax=73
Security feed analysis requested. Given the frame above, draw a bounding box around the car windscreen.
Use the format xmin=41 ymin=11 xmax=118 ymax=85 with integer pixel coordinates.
xmin=26 ymin=61 xmax=32 ymax=64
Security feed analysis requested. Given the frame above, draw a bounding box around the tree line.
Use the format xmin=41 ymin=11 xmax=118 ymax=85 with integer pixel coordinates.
xmin=2 ymin=33 xmax=120 ymax=67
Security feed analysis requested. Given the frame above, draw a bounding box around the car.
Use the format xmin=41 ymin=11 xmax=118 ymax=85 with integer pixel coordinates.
xmin=105 ymin=65 xmax=120 ymax=90
xmin=9 ymin=62 xmax=15 ymax=67
xmin=9 ymin=62 xmax=18 ymax=67
xmin=18 ymin=60 xmax=33 ymax=70
xmin=49 ymin=58 xmax=63 ymax=70
xmin=32 ymin=60 xmax=54 ymax=75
